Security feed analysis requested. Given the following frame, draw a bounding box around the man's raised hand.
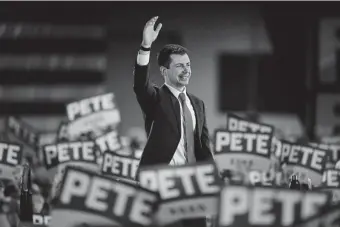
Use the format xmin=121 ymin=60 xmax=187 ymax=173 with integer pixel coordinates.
xmin=142 ymin=16 xmax=162 ymax=48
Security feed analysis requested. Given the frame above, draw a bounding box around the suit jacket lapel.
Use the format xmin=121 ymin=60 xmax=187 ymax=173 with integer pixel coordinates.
xmin=187 ymin=93 xmax=203 ymax=137
xmin=159 ymin=85 xmax=203 ymax=137
xmin=160 ymin=85 xmax=181 ymax=134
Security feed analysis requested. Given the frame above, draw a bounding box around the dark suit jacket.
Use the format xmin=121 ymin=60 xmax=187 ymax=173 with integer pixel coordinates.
xmin=133 ymin=61 xmax=214 ymax=169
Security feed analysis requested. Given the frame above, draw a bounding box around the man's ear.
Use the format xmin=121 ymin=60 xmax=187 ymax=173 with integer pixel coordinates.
xmin=160 ymin=66 xmax=167 ymax=76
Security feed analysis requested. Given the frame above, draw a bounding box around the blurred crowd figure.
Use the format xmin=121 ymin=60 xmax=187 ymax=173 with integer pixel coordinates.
xmin=0 ymin=122 xmax=339 ymax=227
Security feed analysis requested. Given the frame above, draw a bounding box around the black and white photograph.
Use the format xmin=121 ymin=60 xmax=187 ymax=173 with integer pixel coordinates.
xmin=0 ymin=1 xmax=339 ymax=227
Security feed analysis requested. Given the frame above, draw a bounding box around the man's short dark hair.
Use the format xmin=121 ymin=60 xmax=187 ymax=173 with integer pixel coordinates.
xmin=157 ymin=44 xmax=189 ymax=68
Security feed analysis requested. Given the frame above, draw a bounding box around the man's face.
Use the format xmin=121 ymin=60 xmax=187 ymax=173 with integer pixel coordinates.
xmin=164 ymin=54 xmax=191 ymax=89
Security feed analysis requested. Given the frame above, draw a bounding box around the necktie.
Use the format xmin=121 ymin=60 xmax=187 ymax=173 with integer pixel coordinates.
xmin=178 ymin=93 xmax=196 ymax=163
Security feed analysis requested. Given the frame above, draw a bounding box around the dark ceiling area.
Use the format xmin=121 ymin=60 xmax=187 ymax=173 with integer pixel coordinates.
xmin=1 ymin=1 xmax=340 ymax=24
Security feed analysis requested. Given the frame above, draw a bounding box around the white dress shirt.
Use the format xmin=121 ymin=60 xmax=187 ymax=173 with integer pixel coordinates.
xmin=136 ymin=52 xmax=197 ymax=165
xmin=165 ymin=84 xmax=196 ymax=166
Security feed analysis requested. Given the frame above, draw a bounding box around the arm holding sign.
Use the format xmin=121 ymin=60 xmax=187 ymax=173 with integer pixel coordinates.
xmin=133 ymin=16 xmax=163 ymax=118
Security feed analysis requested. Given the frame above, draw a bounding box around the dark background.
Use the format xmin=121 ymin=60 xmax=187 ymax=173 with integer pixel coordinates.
xmin=0 ymin=1 xmax=339 ymax=141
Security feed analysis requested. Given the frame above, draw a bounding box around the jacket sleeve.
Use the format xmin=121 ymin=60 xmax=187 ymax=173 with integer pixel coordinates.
xmin=133 ymin=61 xmax=158 ymax=119
xmin=201 ymin=101 xmax=215 ymax=160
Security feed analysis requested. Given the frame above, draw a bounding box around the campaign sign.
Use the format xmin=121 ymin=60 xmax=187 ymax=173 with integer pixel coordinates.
xmin=227 ymin=113 xmax=274 ymax=134
xmin=33 ymin=214 xmax=51 ymax=227
xmin=293 ymin=204 xmax=340 ymax=227
xmin=101 ymin=151 xmax=139 ymax=181
xmin=95 ymin=130 xmax=122 ymax=155
xmin=42 ymin=141 xmax=98 ymax=170
xmin=138 ymin=161 xmax=221 ymax=225
xmin=6 ymin=116 xmax=40 ymax=149
xmin=217 ymin=185 xmax=330 ymax=227
xmin=227 ymin=113 xmax=283 ymax=159
xmin=247 ymin=169 xmax=287 ymax=187
xmin=6 ymin=116 xmax=40 ymax=158
xmin=0 ymin=142 xmax=23 ymax=182
xmin=279 ymin=141 xmax=327 ymax=185
xmin=214 ymin=129 xmax=273 ymax=172
xmin=93 ymin=130 xmax=124 ymax=168
xmin=272 ymin=136 xmax=283 ymax=158
xmin=42 ymin=141 xmax=100 ymax=182
xmin=66 ymin=93 xmax=121 ymax=141
xmin=319 ymin=168 xmax=340 ymax=204
xmin=49 ymin=166 xmax=159 ymax=227
xmin=37 ymin=131 xmax=57 ymax=165
xmin=309 ymin=142 xmax=340 ymax=164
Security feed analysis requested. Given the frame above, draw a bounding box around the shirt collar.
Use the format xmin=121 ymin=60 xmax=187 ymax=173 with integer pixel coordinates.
xmin=165 ymin=83 xmax=187 ymax=99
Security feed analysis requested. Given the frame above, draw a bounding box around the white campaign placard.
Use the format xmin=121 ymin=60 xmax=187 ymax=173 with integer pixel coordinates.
xmin=33 ymin=213 xmax=51 ymax=227
xmin=214 ymin=129 xmax=273 ymax=173
xmin=101 ymin=151 xmax=139 ymax=181
xmin=319 ymin=168 xmax=340 ymax=204
xmin=95 ymin=130 xmax=122 ymax=154
xmin=226 ymin=113 xmax=274 ymax=134
xmin=309 ymin=142 xmax=340 ymax=164
xmin=138 ymin=161 xmax=221 ymax=225
xmin=66 ymin=93 xmax=121 ymax=141
xmin=49 ymin=166 xmax=159 ymax=227
xmin=6 ymin=116 xmax=40 ymax=158
xmin=279 ymin=140 xmax=327 ymax=185
xmin=43 ymin=141 xmax=99 ymax=170
xmin=0 ymin=142 xmax=22 ymax=167
xmin=227 ymin=113 xmax=282 ymax=159
xmin=37 ymin=131 xmax=57 ymax=165
xmin=42 ymin=141 xmax=100 ymax=183
xmin=6 ymin=116 xmax=40 ymax=149
xmin=0 ymin=141 xmax=23 ymax=190
xmin=0 ymin=142 xmax=23 ymax=182
xmin=217 ymin=185 xmax=330 ymax=227
xmin=247 ymin=169 xmax=286 ymax=187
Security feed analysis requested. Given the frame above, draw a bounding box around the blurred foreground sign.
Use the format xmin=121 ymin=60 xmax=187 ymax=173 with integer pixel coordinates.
xmin=33 ymin=214 xmax=51 ymax=227
xmin=50 ymin=166 xmax=159 ymax=227
xmin=217 ymin=185 xmax=330 ymax=227
xmin=138 ymin=161 xmax=221 ymax=225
